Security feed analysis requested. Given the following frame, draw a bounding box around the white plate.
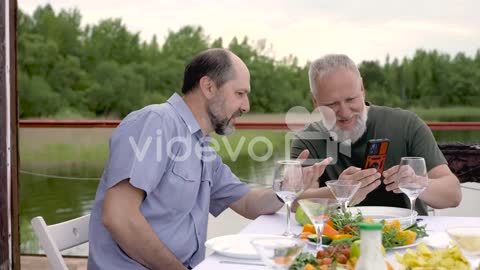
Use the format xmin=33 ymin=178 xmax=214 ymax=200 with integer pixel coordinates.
xmin=389 ymin=239 xmax=421 ymax=250
xmin=349 ymin=206 xmax=418 ymax=227
xmin=421 ymin=231 xmax=450 ymax=249
xmin=205 ymin=234 xmax=286 ymax=259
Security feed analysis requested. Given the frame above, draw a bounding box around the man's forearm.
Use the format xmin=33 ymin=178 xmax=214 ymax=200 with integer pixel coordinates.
xmin=106 ymin=212 xmax=186 ymax=270
xmin=419 ymin=175 xmax=462 ymax=209
xmin=244 ymin=188 xmax=284 ymax=219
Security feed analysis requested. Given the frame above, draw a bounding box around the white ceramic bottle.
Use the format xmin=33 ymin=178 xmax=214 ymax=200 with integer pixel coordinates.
xmin=355 ymin=223 xmax=387 ymax=270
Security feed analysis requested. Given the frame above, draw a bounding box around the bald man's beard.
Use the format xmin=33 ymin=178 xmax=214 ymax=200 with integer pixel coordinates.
xmin=207 ymin=96 xmax=242 ymax=135
xmin=330 ymin=108 xmax=368 ymax=143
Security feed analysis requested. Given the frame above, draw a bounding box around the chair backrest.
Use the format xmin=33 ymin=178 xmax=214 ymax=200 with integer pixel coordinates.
xmin=31 ymin=214 xmax=90 ymax=270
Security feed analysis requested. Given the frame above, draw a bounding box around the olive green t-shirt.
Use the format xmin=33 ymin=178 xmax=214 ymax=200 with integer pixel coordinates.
xmin=290 ymin=104 xmax=447 ymax=215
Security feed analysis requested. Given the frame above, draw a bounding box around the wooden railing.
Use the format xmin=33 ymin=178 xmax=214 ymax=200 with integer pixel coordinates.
xmin=18 ymin=120 xmax=480 ymax=131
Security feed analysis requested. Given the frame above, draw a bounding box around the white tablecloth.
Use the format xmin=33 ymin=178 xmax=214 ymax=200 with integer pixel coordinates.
xmin=194 ymin=213 xmax=480 ymax=270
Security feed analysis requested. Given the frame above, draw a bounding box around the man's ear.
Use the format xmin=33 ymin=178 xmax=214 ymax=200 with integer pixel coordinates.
xmin=310 ymin=92 xmax=319 ymax=110
xmin=360 ymin=77 xmax=366 ymax=98
xmin=199 ymin=76 xmax=216 ymax=99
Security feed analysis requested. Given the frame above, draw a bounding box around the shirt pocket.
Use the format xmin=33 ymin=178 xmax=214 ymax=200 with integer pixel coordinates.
xmin=168 ymin=161 xmax=201 ymax=211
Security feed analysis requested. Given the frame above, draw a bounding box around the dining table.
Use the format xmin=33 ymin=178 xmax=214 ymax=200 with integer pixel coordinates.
xmin=193 ymin=211 xmax=480 ymax=270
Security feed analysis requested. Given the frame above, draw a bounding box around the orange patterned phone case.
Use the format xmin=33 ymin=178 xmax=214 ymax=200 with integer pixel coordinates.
xmin=363 ymin=139 xmax=390 ymax=174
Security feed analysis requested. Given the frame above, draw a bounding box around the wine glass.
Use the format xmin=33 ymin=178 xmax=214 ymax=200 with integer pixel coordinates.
xmin=397 ymin=157 xmax=429 ymax=225
xmin=325 ymin=180 xmax=361 ymax=213
xmin=272 ymin=160 xmax=304 ymax=237
xmin=297 ymin=198 xmax=338 ymax=253
xmin=446 ymin=227 xmax=480 ymax=269
xmin=250 ymin=237 xmax=306 ymax=270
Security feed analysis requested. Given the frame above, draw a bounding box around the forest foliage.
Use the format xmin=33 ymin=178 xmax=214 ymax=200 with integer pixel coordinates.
xmin=18 ymin=5 xmax=480 ymax=118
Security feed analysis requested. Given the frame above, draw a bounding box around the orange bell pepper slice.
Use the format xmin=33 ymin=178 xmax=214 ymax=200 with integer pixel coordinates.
xmin=302 ymin=224 xmax=316 ymax=234
xmin=395 ymin=230 xmax=417 ymax=245
xmin=330 ymin=234 xmax=353 ymax=241
xmin=326 ymin=219 xmax=334 ymax=228
xmin=300 ymin=231 xmax=310 ymax=239
xmin=322 ymin=223 xmax=339 ymax=238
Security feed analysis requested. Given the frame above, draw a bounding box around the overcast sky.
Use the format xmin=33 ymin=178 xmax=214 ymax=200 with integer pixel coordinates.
xmin=18 ymin=0 xmax=480 ymax=64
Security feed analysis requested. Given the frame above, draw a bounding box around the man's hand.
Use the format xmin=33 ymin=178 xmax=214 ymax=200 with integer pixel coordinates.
xmin=339 ymin=166 xmax=381 ymax=205
xmin=295 ymin=149 xmax=332 ymax=189
xmin=383 ymin=165 xmax=402 ymax=193
xmin=384 ymin=165 xmax=428 ymax=193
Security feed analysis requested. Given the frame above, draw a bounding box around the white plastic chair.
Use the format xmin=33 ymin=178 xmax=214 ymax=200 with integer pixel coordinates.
xmin=31 ymin=214 xmax=90 ymax=270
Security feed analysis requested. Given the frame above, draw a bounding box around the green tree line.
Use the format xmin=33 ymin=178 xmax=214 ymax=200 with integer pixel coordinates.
xmin=18 ymin=5 xmax=480 ymax=118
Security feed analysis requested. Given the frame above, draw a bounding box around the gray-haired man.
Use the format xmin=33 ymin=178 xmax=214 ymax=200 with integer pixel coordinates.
xmin=291 ymin=54 xmax=461 ymax=214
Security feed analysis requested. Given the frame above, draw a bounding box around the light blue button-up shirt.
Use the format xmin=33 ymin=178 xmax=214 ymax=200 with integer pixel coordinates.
xmin=88 ymin=93 xmax=250 ymax=269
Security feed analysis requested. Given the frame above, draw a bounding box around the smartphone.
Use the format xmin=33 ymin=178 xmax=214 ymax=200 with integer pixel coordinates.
xmin=363 ymin=138 xmax=390 ymax=174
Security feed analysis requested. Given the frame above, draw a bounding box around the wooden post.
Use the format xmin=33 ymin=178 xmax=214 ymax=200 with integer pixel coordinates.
xmin=1 ymin=0 xmax=19 ymax=269
xmin=9 ymin=0 xmax=19 ymax=269
xmin=0 ymin=0 xmax=8 ymax=267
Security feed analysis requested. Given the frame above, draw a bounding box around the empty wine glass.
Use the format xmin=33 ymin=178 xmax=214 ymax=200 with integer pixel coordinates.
xmin=325 ymin=180 xmax=361 ymax=213
xmin=447 ymin=227 xmax=480 ymax=269
xmin=272 ymin=160 xmax=304 ymax=237
xmin=297 ymin=198 xmax=338 ymax=253
xmin=397 ymin=157 xmax=429 ymax=225
xmin=251 ymin=237 xmax=306 ymax=270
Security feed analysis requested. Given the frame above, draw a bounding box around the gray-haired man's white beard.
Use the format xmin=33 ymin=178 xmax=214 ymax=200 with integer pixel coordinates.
xmin=330 ymin=108 xmax=368 ymax=144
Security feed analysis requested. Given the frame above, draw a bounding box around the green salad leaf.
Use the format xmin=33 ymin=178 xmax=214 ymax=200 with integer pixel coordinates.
xmin=329 ymin=210 xmax=363 ymax=230
xmin=289 ymin=252 xmax=318 ymax=270
xmin=403 ymin=222 xmax=429 ymax=238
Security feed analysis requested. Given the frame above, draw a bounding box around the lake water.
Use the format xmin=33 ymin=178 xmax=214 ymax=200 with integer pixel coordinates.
xmin=19 ymin=127 xmax=480 ymax=255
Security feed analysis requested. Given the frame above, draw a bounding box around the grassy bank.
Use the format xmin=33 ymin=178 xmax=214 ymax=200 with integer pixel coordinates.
xmin=19 ymin=106 xmax=480 ymax=165
xmin=42 ymin=106 xmax=480 ymax=122
xmin=20 ymin=127 xmax=478 ymax=174
xmin=19 ymin=129 xmax=289 ymax=164
xmin=410 ymin=106 xmax=480 ymax=122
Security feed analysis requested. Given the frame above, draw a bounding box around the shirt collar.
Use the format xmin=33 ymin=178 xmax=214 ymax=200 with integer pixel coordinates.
xmin=167 ymin=93 xmax=201 ymax=135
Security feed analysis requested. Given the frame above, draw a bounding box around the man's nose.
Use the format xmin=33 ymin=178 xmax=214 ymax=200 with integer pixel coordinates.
xmin=241 ymin=96 xmax=250 ymax=113
xmin=336 ymin=102 xmax=351 ymax=119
